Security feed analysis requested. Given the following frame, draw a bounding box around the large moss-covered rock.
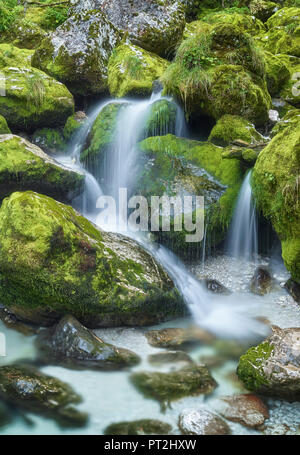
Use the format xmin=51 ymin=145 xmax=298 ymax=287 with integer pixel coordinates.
xmin=108 ymin=42 xmax=168 ymax=98
xmin=36 ymin=314 xmax=140 ymax=369
xmin=32 ymin=10 xmax=121 ymax=96
xmin=252 ymin=118 xmax=300 ymax=281
xmin=161 ymin=23 xmax=271 ymax=126
xmin=0 ymin=44 xmax=74 ymax=132
xmin=130 ymin=364 xmax=217 ymax=409
xmin=237 ymin=326 xmax=300 ymax=399
xmin=136 ymin=134 xmax=243 ymax=258
xmin=0 ymin=365 xmax=88 ymax=427
xmin=0 ymin=191 xmax=184 ymax=327
xmin=0 ymin=115 xmax=10 ymax=134
xmin=200 ymin=10 xmax=266 ymax=35
xmin=263 ymin=51 xmax=290 ymax=96
xmin=69 ymin=0 xmax=186 ymax=57
xmin=0 ymin=135 xmax=84 ymax=203
xmin=208 ymin=114 xmax=265 ymax=146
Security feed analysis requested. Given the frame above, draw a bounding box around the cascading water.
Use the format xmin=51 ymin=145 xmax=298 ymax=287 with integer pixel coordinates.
xmin=227 ymin=170 xmax=258 ymax=261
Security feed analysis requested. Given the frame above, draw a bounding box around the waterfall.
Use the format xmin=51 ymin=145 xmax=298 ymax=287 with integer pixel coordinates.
xmin=227 ymin=171 xmax=258 ymax=261
xmin=58 ymin=94 xmax=267 ymax=340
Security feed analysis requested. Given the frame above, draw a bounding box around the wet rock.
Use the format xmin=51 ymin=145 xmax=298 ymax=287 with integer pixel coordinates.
xmin=0 ymin=365 xmax=88 ymax=427
xmin=69 ymin=0 xmax=186 ymax=57
xmin=148 ymin=351 xmax=193 ymax=368
xmin=104 ymin=419 xmax=172 ymax=435
xmin=32 ymin=128 xmax=66 ymax=155
xmin=36 ymin=315 xmax=140 ymax=370
xmin=145 ymin=327 xmax=215 ymax=348
xmin=285 ymin=279 xmax=300 ymax=303
xmin=250 ymin=266 xmax=273 ymax=295
xmin=0 ymin=191 xmax=184 ymax=328
xmin=237 ymin=326 xmax=300 ymax=400
xmin=0 ymin=308 xmax=38 ymax=336
xmin=130 ymin=365 xmax=217 ymax=410
xmin=218 ymin=394 xmax=269 ymax=429
xmin=178 ymin=408 xmax=230 ymax=435
xmin=200 ymin=279 xmax=231 ymax=295
xmin=0 ymin=135 xmax=84 ymax=204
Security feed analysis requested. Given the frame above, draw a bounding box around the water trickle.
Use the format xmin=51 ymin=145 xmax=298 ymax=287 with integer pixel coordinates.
xmin=227 ymin=170 xmax=258 ymax=262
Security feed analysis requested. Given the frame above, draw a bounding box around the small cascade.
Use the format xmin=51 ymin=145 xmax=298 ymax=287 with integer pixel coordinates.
xmin=227 ymin=171 xmax=258 ymax=261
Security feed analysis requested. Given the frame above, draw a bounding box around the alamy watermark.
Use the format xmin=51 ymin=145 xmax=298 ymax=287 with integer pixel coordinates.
xmin=96 ymin=188 xmax=204 ymax=242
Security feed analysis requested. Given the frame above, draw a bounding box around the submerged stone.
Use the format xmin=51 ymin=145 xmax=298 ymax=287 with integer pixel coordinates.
xmin=0 ymin=135 xmax=84 ymax=203
xmin=104 ymin=419 xmax=172 ymax=435
xmin=217 ymin=394 xmax=269 ymax=429
xmin=148 ymin=351 xmax=194 ymax=368
xmin=237 ymin=326 xmax=300 ymax=399
xmin=130 ymin=364 xmax=217 ymax=408
xmin=0 ymin=365 xmax=88 ymax=427
xmin=178 ymin=408 xmax=230 ymax=435
xmin=0 ymin=191 xmax=184 ymax=327
xmin=250 ymin=267 xmax=274 ymax=295
xmin=36 ymin=315 xmax=140 ymax=369
xmin=145 ymin=327 xmax=215 ymax=348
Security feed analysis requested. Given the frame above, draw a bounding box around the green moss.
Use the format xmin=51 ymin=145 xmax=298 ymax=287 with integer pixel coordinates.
xmin=32 ymin=128 xmax=66 ymax=154
xmin=0 ymin=191 xmax=183 ymax=326
xmin=266 ymin=7 xmax=300 ymax=28
xmin=0 ymin=135 xmax=84 ymax=202
xmin=0 ymin=18 xmax=47 ymax=49
xmin=0 ymin=114 xmax=11 ymax=134
xmin=249 ymin=0 xmax=278 ymax=22
xmin=208 ymin=114 xmax=264 ymax=146
xmin=201 ymin=10 xmax=266 ymax=35
xmin=63 ymin=113 xmax=87 ymax=141
xmin=276 ymin=55 xmax=300 ymax=107
xmin=263 ymin=51 xmax=290 ymax=96
xmin=252 ymin=118 xmax=300 ymax=281
xmin=108 ymin=42 xmax=169 ymax=98
xmin=271 ymin=108 xmax=300 ymax=136
xmin=143 ymin=99 xmax=177 ymax=137
xmin=237 ymin=342 xmax=274 ymax=391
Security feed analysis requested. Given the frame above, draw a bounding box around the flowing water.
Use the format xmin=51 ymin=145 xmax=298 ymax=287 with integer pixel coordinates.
xmin=1 ymin=94 xmax=300 ymax=435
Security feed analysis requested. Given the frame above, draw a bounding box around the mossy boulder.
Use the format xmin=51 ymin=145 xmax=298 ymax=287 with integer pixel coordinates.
xmin=0 ymin=191 xmax=184 ymax=327
xmin=70 ymin=0 xmax=186 ymax=58
xmin=80 ymin=101 xmax=126 ymax=174
xmin=208 ymin=115 xmax=265 ymax=146
xmin=63 ymin=111 xmax=87 ymax=141
xmin=270 ymin=108 xmax=300 ymax=136
xmin=263 ymin=51 xmax=290 ymax=96
xmin=237 ymin=326 xmax=300 ymax=399
xmin=252 ymin=117 xmax=300 ymax=281
xmin=276 ymin=54 xmax=300 ymax=107
xmin=266 ymin=6 xmax=300 ymax=28
xmin=161 ymin=24 xmax=271 ymax=126
xmin=36 ymin=314 xmax=140 ymax=369
xmin=183 ymin=20 xmax=213 ymax=40
xmin=201 ymin=11 xmax=266 ymax=35
xmin=32 ymin=10 xmax=121 ymax=96
xmin=136 ymin=134 xmax=244 ymax=258
xmin=104 ymin=419 xmax=172 ymax=435
xmin=130 ymin=364 xmax=217 ymax=409
xmin=0 ymin=365 xmax=88 ymax=427
xmin=0 ymin=135 xmax=84 ymax=203
xmin=249 ymin=0 xmax=278 ymax=22
xmin=0 ymin=44 xmax=74 ymax=132
xmin=32 ymin=128 xmax=66 ymax=155
xmin=108 ymin=42 xmax=169 ymax=98
xmin=0 ymin=18 xmax=47 ymax=49
xmin=0 ymin=115 xmax=10 ymax=134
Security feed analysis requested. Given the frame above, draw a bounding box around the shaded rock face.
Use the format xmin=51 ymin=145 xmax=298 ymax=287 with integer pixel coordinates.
xmin=32 ymin=11 xmax=121 ymax=96
xmin=285 ymin=278 xmax=300 ymax=303
xmin=36 ymin=315 xmax=140 ymax=370
xmin=104 ymin=419 xmax=172 ymax=435
xmin=130 ymin=365 xmax=217 ymax=409
xmin=218 ymin=394 xmax=269 ymax=429
xmin=69 ymin=0 xmax=186 ymax=57
xmin=237 ymin=326 xmax=300 ymax=400
xmin=0 ymin=135 xmax=84 ymax=203
xmin=0 ymin=365 xmax=88 ymax=427
xmin=178 ymin=408 xmax=230 ymax=435
xmin=250 ymin=267 xmax=273 ymax=295
xmin=0 ymin=191 xmax=184 ymax=328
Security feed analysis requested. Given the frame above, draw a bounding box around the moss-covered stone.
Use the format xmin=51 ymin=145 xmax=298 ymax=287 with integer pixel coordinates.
xmin=266 ymin=6 xmax=300 ymax=28
xmin=252 ymin=117 xmax=300 ymax=281
xmin=143 ymin=98 xmax=178 ymax=137
xmin=201 ymin=10 xmax=266 ymax=35
xmin=0 ymin=135 xmax=84 ymax=203
xmin=0 ymin=114 xmax=10 ymax=134
xmin=0 ymin=364 xmax=88 ymax=427
xmin=130 ymin=364 xmax=217 ymax=409
xmin=0 ymin=44 xmax=74 ymax=132
xmin=108 ymin=42 xmax=169 ymax=98
xmin=276 ymin=54 xmax=300 ymax=107
xmin=161 ymin=24 xmax=271 ymax=126
xmin=63 ymin=112 xmax=87 ymax=141
xmin=0 ymin=18 xmax=47 ymax=49
xmin=263 ymin=51 xmax=290 ymax=96
xmin=104 ymin=419 xmax=172 ymax=435
xmin=237 ymin=342 xmax=274 ymax=390
xmin=32 ymin=10 xmax=121 ymax=96
xmin=249 ymin=0 xmax=278 ymax=22
xmin=270 ymin=107 xmax=300 ymax=136
xmin=32 ymin=128 xmax=66 ymax=154
xmin=208 ymin=114 xmax=264 ymax=146
xmin=183 ymin=20 xmax=213 ymax=39
xmin=0 ymin=191 xmax=184 ymax=327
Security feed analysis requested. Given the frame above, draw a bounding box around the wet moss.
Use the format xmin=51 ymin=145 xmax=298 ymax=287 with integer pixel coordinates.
xmin=208 ymin=114 xmax=264 ymax=146
xmin=0 ymin=114 xmax=10 ymax=134
xmin=237 ymin=342 xmax=274 ymax=390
